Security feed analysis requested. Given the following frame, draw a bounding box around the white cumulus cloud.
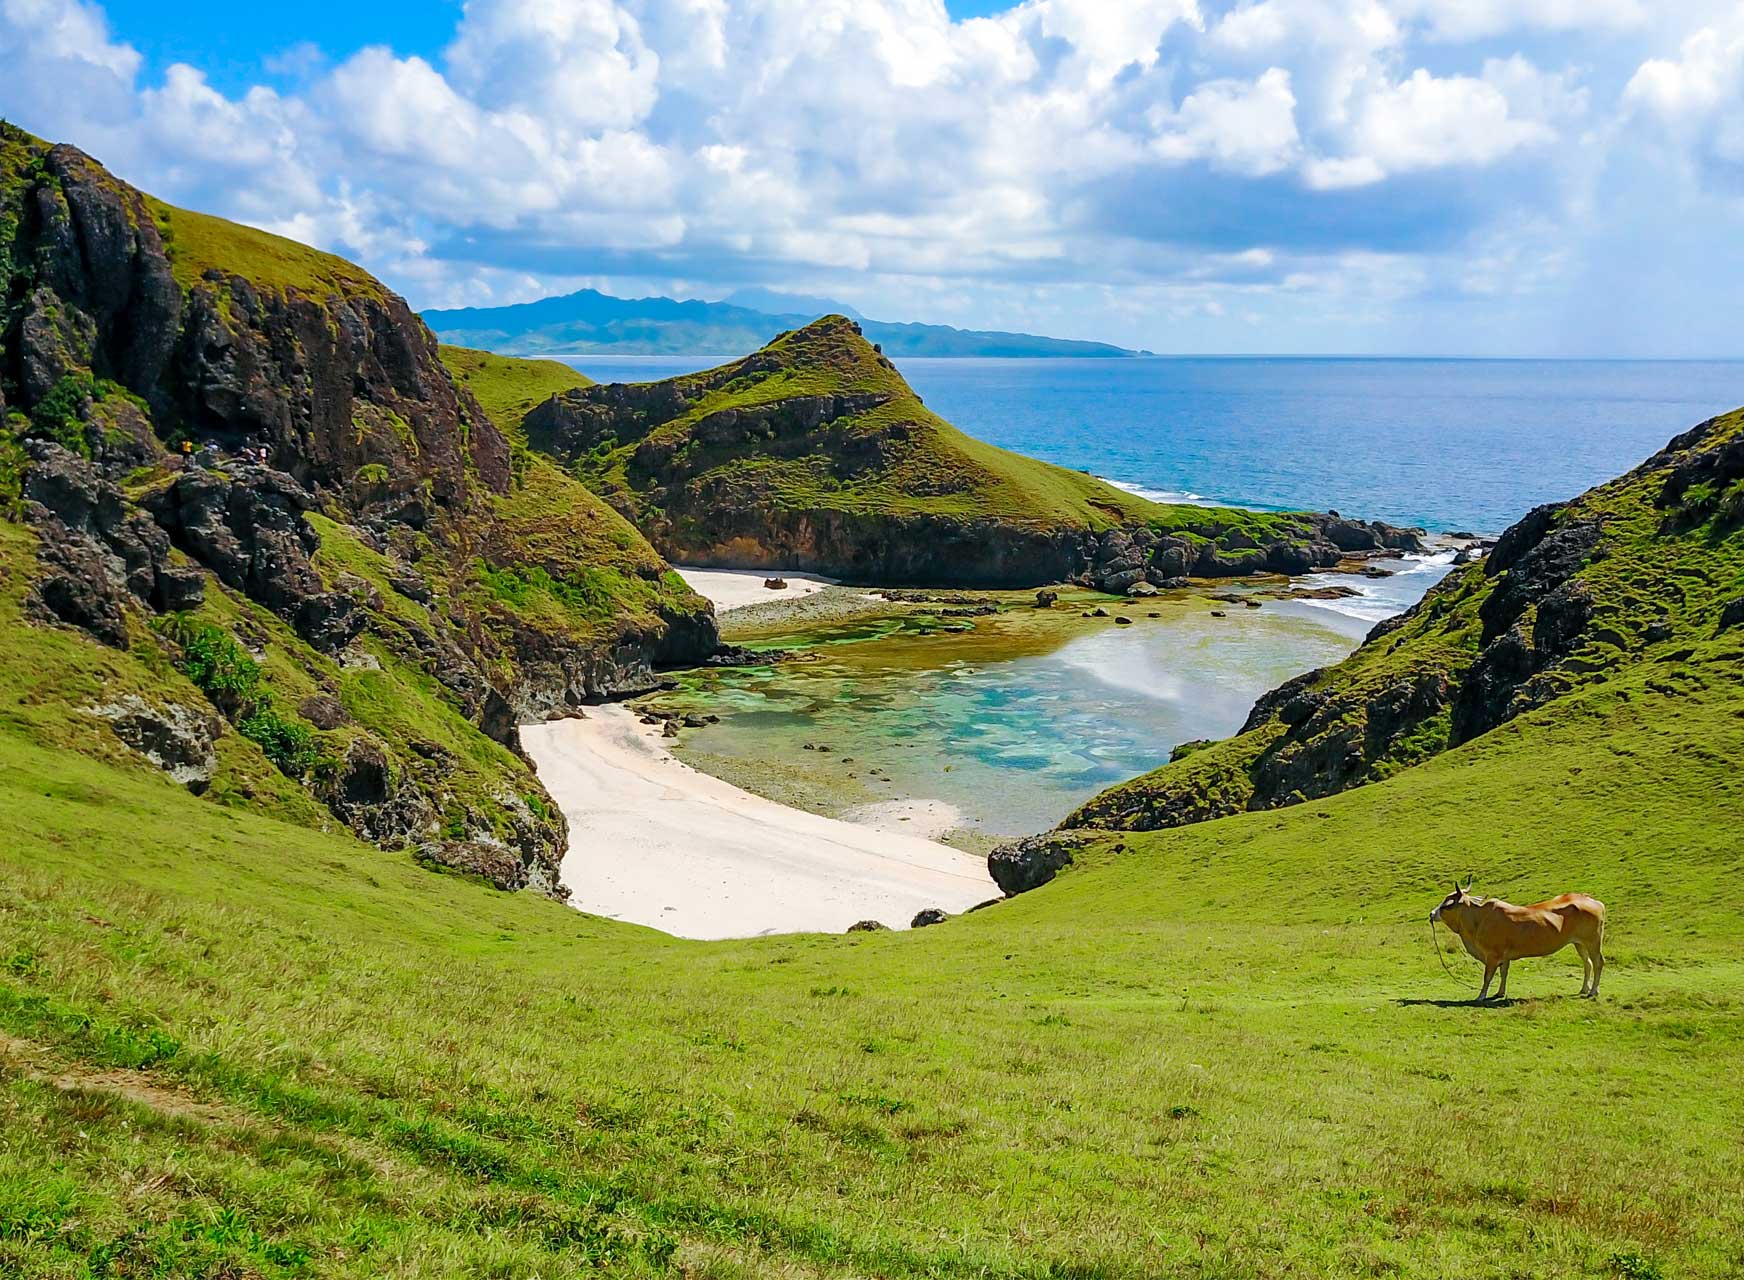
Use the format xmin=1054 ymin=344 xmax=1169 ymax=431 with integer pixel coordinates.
xmin=0 ymin=0 xmax=1736 ymax=353
xmin=1151 ymin=68 xmax=1300 ymax=176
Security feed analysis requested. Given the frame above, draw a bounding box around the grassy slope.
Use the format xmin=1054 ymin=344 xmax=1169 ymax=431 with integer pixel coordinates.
xmin=0 ymin=513 xmax=559 ymax=862
xmin=438 ymin=345 xmax=592 ymax=441
xmin=3 ymin=590 xmax=1741 ymax=1276
xmin=147 ymin=200 xmax=390 ymax=301
xmin=1071 ymin=408 xmax=1744 ymax=830
xmin=434 ymin=344 xmax=707 ymax=643
xmin=564 ymin=317 xmax=1300 ymax=541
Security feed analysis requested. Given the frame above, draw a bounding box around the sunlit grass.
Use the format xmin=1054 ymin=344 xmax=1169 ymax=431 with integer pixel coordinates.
xmin=3 ymin=640 xmax=1740 ymax=1275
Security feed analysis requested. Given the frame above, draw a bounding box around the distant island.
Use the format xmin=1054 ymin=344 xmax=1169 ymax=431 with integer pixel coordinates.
xmin=422 ymin=287 xmax=1149 ymax=358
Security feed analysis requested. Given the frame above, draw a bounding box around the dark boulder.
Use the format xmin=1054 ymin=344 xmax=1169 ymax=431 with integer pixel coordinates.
xmin=1371 ymin=522 xmax=1426 ymax=551
xmin=321 ymin=735 xmax=435 ymax=847
xmin=1148 ymin=538 xmax=1194 ymax=580
xmin=142 ymin=467 xmax=366 ymax=653
xmin=416 ymin=839 xmax=531 ymax=893
xmin=1533 ymin=580 xmax=1594 ymax=655
xmin=293 ymin=592 xmax=369 ymax=654
xmin=1478 ymin=516 xmax=1601 ymax=644
xmin=910 ymin=907 xmax=949 ymax=928
xmin=143 ymin=469 xmax=318 ymax=605
xmin=846 ymin=920 xmax=889 ymax=933
xmin=29 ymin=535 xmax=133 ymax=647
xmin=988 ymin=832 xmax=1088 ymax=896
xmin=1321 ymin=519 xmax=1381 ymax=552
xmin=1261 ymin=541 xmax=1317 ymax=575
xmin=1099 ymin=567 xmax=1146 ymax=593
xmin=1452 ymin=622 xmax=1538 ymax=744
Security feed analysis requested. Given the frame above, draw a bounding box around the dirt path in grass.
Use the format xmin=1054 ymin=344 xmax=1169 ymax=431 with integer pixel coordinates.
xmin=0 ymin=1031 xmax=237 ymax=1125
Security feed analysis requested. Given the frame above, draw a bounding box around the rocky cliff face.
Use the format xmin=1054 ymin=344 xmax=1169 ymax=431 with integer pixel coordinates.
xmin=1062 ymin=408 xmax=1744 ymax=836
xmin=1 ymin=128 xmax=715 ymax=893
xmin=525 ymin=317 xmax=1422 ymax=589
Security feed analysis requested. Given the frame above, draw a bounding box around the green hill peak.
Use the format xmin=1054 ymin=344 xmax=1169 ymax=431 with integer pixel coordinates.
xmin=523 ymin=319 xmax=1420 ymax=587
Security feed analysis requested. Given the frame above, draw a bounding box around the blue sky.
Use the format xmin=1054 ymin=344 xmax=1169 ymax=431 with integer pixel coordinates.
xmin=98 ymin=0 xmax=1016 ymax=91
xmin=6 ymin=1 xmax=1743 ymax=356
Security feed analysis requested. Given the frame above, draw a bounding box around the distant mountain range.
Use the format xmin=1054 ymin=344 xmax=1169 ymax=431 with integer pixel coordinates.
xmin=422 ymin=287 xmax=1148 ymax=358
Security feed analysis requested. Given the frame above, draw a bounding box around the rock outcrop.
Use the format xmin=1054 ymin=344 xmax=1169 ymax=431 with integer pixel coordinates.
xmin=1 ymin=127 xmax=716 ymax=894
xmin=1065 ymin=408 xmax=1744 ymax=834
xmin=988 ymin=832 xmax=1095 ymax=896
xmin=88 ymin=695 xmax=220 ymax=792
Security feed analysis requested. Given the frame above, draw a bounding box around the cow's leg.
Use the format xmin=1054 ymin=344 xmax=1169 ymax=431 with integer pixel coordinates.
xmin=1477 ymin=963 xmax=1496 ymax=1003
xmin=1574 ymin=943 xmax=1593 ymax=997
xmin=1589 ymin=942 xmax=1604 ymax=999
xmin=1496 ymin=960 xmax=1510 ymax=1001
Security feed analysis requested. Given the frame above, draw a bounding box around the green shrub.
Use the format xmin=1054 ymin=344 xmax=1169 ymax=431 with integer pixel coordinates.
xmin=1716 ymin=478 xmax=1744 ymax=527
xmin=153 ymin=613 xmax=326 ymax=778
xmin=477 ymin=561 xmax=613 ymax=620
xmin=237 ymin=706 xmax=323 ymax=778
xmin=26 ymin=373 xmax=98 ymax=457
xmin=0 ymin=417 xmax=25 ymax=517
xmin=154 ymin=613 xmax=264 ymax=713
xmin=21 ymin=374 xmax=148 ymax=460
xmin=1608 ymin=1250 xmax=1664 ymax=1280
xmin=1679 ymin=481 xmax=1717 ymax=516
xmin=355 ymin=462 xmax=391 ymax=490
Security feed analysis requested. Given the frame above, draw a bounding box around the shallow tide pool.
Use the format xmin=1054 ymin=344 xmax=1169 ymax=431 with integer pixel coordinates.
xmin=649 ymin=569 xmax=1449 ymax=839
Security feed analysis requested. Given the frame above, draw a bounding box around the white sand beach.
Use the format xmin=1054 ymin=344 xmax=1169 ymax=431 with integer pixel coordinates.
xmin=838 ymin=798 xmax=971 ymax=841
xmin=521 ymin=707 xmax=997 ymax=939
xmin=676 ymin=567 xmax=840 ymax=613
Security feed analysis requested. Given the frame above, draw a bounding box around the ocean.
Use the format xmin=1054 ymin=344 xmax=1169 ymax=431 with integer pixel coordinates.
xmin=566 ymin=352 xmax=1737 ymax=829
xmin=560 ymin=354 xmax=1744 ymax=535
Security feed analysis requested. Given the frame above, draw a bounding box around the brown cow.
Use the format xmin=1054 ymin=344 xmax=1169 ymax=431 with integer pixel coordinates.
xmin=1430 ymin=876 xmax=1607 ymax=1002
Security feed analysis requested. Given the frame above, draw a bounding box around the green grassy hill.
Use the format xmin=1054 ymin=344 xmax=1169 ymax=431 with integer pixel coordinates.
xmin=1066 ymin=408 xmax=1744 ymax=832
xmin=523 ymin=317 xmax=1410 ymax=586
xmin=1 ymin=127 xmax=712 ymax=892
xmin=438 ymin=345 xmax=593 ymax=438
xmin=531 ymin=317 xmax=1172 ymax=526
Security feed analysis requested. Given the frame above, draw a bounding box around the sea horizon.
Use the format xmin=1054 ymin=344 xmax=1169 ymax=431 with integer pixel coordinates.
xmin=556 ymin=352 xmax=1744 ymax=535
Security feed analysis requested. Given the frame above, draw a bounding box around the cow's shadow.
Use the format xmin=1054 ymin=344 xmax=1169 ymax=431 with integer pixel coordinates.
xmin=1396 ymin=996 xmax=1522 ymax=1009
